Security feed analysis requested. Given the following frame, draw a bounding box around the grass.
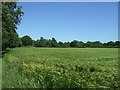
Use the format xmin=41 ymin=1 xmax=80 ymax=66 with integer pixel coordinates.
xmin=2 ymin=47 xmax=119 ymax=88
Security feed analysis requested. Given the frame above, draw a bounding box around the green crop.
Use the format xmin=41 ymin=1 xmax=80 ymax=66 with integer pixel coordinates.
xmin=2 ymin=47 xmax=119 ymax=88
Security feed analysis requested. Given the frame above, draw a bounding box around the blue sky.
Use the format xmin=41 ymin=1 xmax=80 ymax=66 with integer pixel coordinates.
xmin=17 ymin=2 xmax=118 ymax=43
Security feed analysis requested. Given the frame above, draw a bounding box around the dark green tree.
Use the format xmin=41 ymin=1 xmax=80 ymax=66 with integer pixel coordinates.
xmin=38 ymin=37 xmax=47 ymax=47
xmin=2 ymin=2 xmax=24 ymax=50
xmin=46 ymin=39 xmax=52 ymax=47
xmin=34 ymin=37 xmax=51 ymax=47
xmin=58 ymin=41 xmax=64 ymax=47
xmin=32 ymin=40 xmax=36 ymax=46
xmin=103 ymin=43 xmax=107 ymax=48
xmin=34 ymin=39 xmax=39 ymax=47
xmin=107 ymin=41 xmax=115 ymax=47
xmin=70 ymin=40 xmax=78 ymax=47
xmin=79 ymin=41 xmax=84 ymax=48
xmin=114 ymin=41 xmax=120 ymax=48
xmin=21 ymin=35 xmax=32 ymax=46
xmin=51 ymin=38 xmax=58 ymax=47
xmin=92 ymin=41 xmax=103 ymax=48
xmin=85 ymin=41 xmax=93 ymax=47
xmin=63 ymin=42 xmax=70 ymax=48
xmin=70 ymin=40 xmax=81 ymax=48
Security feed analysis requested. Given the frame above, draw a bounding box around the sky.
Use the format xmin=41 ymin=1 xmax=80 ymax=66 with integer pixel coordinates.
xmin=17 ymin=2 xmax=118 ymax=43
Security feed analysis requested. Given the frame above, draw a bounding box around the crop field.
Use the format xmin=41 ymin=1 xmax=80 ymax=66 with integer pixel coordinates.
xmin=2 ymin=47 xmax=119 ymax=88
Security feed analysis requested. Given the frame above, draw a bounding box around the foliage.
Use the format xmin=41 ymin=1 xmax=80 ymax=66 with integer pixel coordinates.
xmin=62 ymin=42 xmax=70 ymax=48
xmin=2 ymin=47 xmax=119 ymax=88
xmin=79 ymin=41 xmax=84 ymax=48
xmin=2 ymin=2 xmax=24 ymax=51
xmin=51 ymin=38 xmax=58 ymax=47
xmin=85 ymin=41 xmax=93 ymax=47
xmin=21 ymin=35 xmax=32 ymax=46
xmin=114 ymin=41 xmax=120 ymax=48
xmin=70 ymin=41 xmax=76 ymax=47
xmin=92 ymin=41 xmax=103 ymax=48
xmin=70 ymin=40 xmax=79 ymax=47
xmin=33 ymin=37 xmax=120 ymax=48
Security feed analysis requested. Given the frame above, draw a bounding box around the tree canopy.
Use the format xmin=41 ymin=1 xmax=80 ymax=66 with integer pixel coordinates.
xmin=2 ymin=2 xmax=24 ymax=50
xmin=21 ymin=35 xmax=32 ymax=46
xmin=31 ymin=36 xmax=120 ymax=48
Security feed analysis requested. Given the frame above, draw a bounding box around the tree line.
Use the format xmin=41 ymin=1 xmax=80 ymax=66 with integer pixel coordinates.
xmin=21 ymin=35 xmax=120 ymax=48
xmin=2 ymin=2 xmax=120 ymax=51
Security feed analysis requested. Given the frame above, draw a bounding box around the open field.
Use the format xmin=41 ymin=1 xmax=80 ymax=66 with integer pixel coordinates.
xmin=2 ymin=47 xmax=119 ymax=88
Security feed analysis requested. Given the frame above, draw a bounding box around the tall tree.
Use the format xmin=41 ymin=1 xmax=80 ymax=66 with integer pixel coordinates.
xmin=34 ymin=39 xmax=40 ymax=47
xmin=21 ymin=35 xmax=32 ymax=46
xmin=46 ymin=39 xmax=52 ymax=47
xmin=63 ymin=42 xmax=70 ymax=48
xmin=115 ymin=41 xmax=120 ymax=48
xmin=85 ymin=41 xmax=93 ymax=47
xmin=79 ymin=41 xmax=84 ymax=48
xmin=51 ymin=38 xmax=58 ymax=47
xmin=58 ymin=41 xmax=64 ymax=47
xmin=70 ymin=40 xmax=78 ymax=47
xmin=70 ymin=40 xmax=81 ymax=47
xmin=38 ymin=37 xmax=47 ymax=47
xmin=107 ymin=41 xmax=115 ymax=47
xmin=92 ymin=41 xmax=103 ymax=48
xmin=2 ymin=2 xmax=24 ymax=50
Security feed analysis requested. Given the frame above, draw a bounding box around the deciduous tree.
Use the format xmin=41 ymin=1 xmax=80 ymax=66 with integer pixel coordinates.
xmin=2 ymin=2 xmax=24 ymax=50
xmin=21 ymin=35 xmax=32 ymax=46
